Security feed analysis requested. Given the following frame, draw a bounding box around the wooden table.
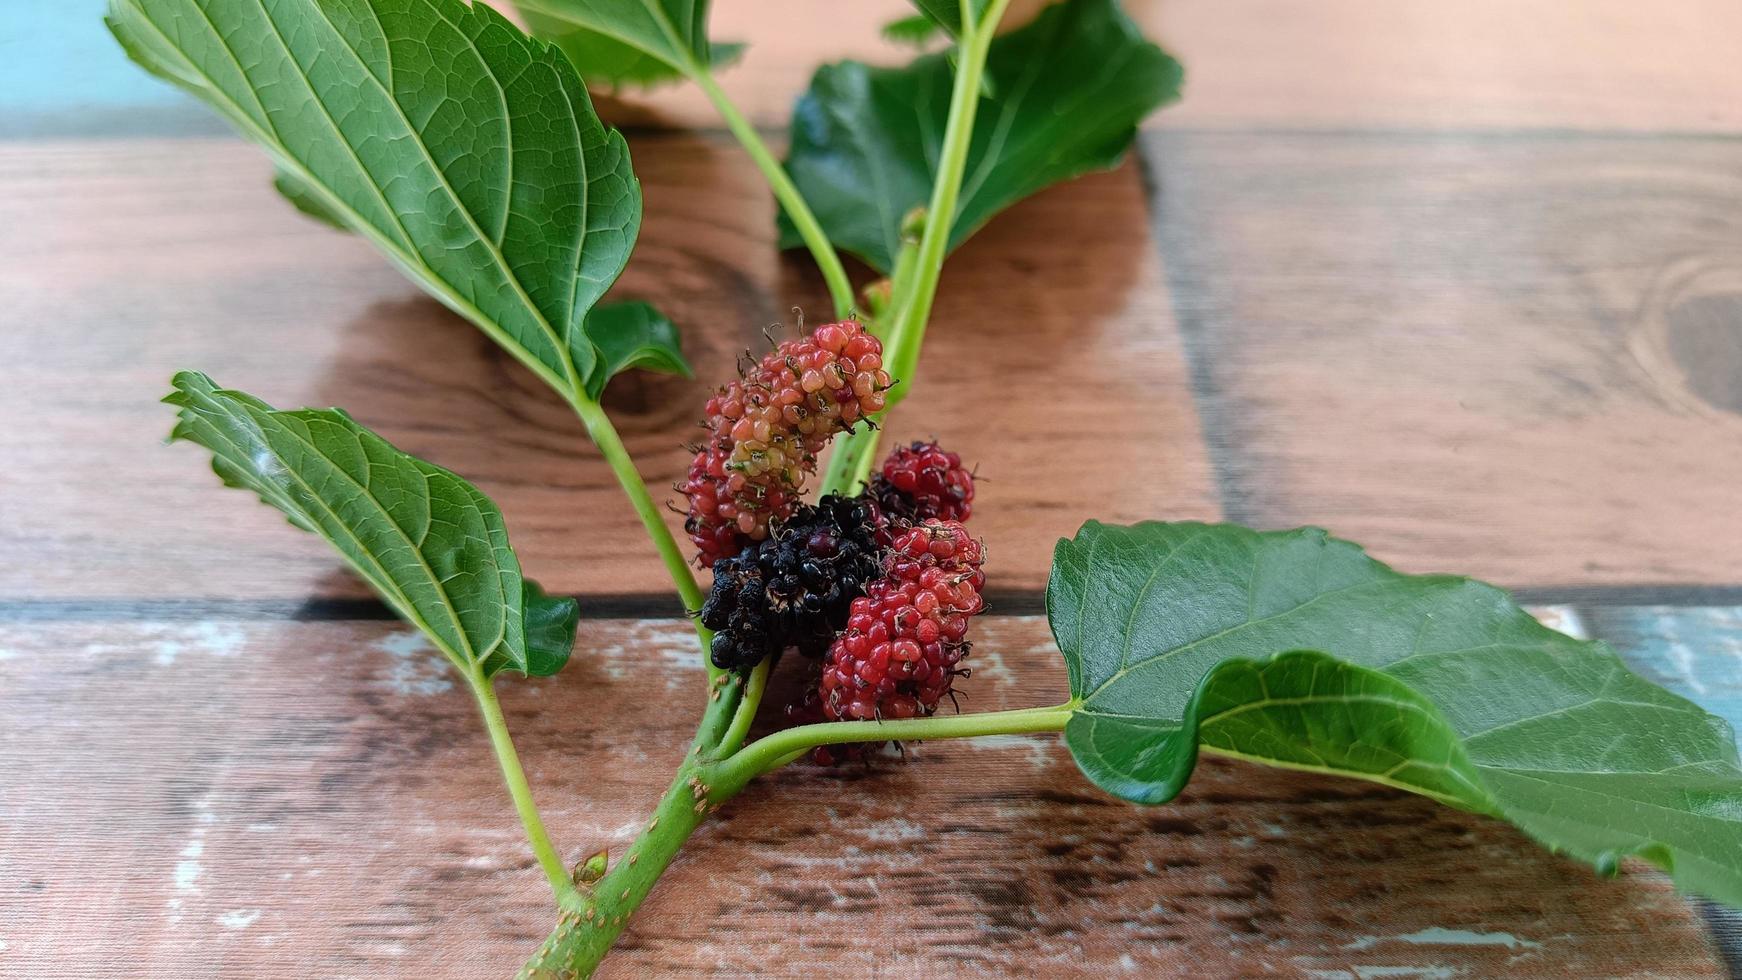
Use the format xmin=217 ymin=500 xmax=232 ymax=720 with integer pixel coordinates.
xmin=4 ymin=0 xmax=1742 ymax=975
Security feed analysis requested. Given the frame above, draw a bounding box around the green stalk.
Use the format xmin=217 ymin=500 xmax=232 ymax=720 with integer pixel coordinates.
xmin=522 ymin=695 xmax=1074 ymax=976
xmin=878 ymin=218 xmax=927 ymax=341
xmin=696 ymin=671 xmax=747 ymax=750
xmin=567 ymin=394 xmax=719 ymax=681
xmin=520 ymin=762 xmax=710 ymax=977
xmin=689 ymin=70 xmax=855 ymax=321
xmin=472 ymin=673 xmax=577 ymax=901
xmin=713 ymin=702 xmax=1075 ymax=785
xmin=816 ymin=419 xmax=875 ymax=498
xmin=522 ymin=672 xmax=747 ymax=977
xmin=718 ymin=657 xmax=770 ymax=753
xmin=882 ymin=0 xmax=1011 ymax=411
xmin=505 ymin=1 xmax=851 ymax=316
xmin=816 ymin=0 xmax=1012 ymax=494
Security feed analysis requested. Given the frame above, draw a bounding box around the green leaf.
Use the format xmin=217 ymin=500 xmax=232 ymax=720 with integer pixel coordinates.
xmin=272 ymin=169 xmax=347 ymax=231
xmin=107 ymin=0 xmax=642 ymax=399
xmin=166 ymin=372 xmax=575 ymax=680
xmin=520 ymin=581 xmax=581 ymax=678
xmin=581 ymin=301 xmax=693 ymax=399
xmin=1188 ymin=651 xmax=1501 ymax=815
xmin=518 ymin=4 xmax=742 ymax=88
xmin=881 ymin=13 xmax=943 ymax=47
xmin=511 ymin=0 xmax=719 ymax=78
xmin=906 ymin=0 xmax=982 ymax=38
xmin=782 ymin=0 xmax=1182 ymax=272
xmin=1050 ymin=521 xmax=1742 ymax=905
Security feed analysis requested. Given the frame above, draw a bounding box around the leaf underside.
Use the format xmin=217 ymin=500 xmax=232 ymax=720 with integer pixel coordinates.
xmin=782 ymin=0 xmax=1183 ymax=273
xmin=511 ymin=0 xmax=717 ymax=79
xmin=1049 ymin=521 xmax=1742 ymax=906
xmin=518 ymin=3 xmax=741 ymax=89
xmin=581 ymin=300 xmax=692 ymax=399
xmin=881 ymin=13 xmax=942 ymax=48
xmin=166 ymin=372 xmax=575 ymax=679
xmin=108 ymin=0 xmax=641 ymax=398
xmin=905 ymin=0 xmax=982 ymax=39
xmin=272 ymin=168 xmax=348 ymax=230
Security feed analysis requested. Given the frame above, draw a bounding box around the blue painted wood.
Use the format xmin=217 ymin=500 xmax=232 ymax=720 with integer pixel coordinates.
xmin=1589 ymin=606 xmax=1742 ymax=739
xmin=1584 ymin=605 xmax=1742 ymax=974
xmin=0 ymin=0 xmax=224 ymax=137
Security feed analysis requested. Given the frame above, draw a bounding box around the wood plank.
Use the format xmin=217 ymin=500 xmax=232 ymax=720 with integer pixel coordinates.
xmin=648 ymin=0 xmax=1742 ymax=133
xmin=23 ymin=1 xmax=1742 ymax=136
xmin=1146 ymin=0 xmax=1742 ymax=133
xmin=0 ymin=135 xmax=1216 ymax=601
xmin=598 ymin=0 xmax=1742 ymax=133
xmin=1144 ymin=129 xmax=1742 ymax=587
xmin=0 ymin=617 xmax=1722 ymax=976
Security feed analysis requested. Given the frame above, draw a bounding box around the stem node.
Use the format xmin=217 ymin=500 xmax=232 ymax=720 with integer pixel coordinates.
xmin=571 ymin=849 xmax=609 ymax=886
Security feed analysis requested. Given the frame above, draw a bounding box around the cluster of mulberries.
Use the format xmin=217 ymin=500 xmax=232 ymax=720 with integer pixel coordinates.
xmin=698 ymin=494 xmax=883 ymax=671
xmin=678 ymin=322 xmax=988 ymax=764
xmin=679 ymin=322 xmax=891 ymax=565
xmin=818 ymin=521 xmax=986 ymax=723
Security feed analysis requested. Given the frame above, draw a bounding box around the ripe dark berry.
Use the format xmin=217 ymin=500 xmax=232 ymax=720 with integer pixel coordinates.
xmin=818 ymin=520 xmax=985 ymax=726
xmin=680 ymin=321 xmax=891 ymax=563
xmin=870 ymin=441 xmax=974 ymax=543
xmin=698 ymin=494 xmax=884 ymax=671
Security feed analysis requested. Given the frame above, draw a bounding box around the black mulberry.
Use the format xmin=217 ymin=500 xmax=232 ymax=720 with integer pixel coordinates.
xmin=699 ymin=493 xmax=884 ymax=671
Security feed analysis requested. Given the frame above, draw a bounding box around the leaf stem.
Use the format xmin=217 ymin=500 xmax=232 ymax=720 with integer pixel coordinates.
xmin=521 ymin=673 xmax=749 ymax=977
xmin=521 ymin=765 xmax=714 ymax=976
xmin=814 ymin=1 xmax=1011 ymax=495
xmin=816 ymin=420 xmax=870 ymax=498
xmin=879 ymin=224 xmax=926 ymax=342
xmin=567 ymin=394 xmax=718 ymax=680
xmin=712 ymin=701 xmax=1075 ymax=785
xmin=689 ymin=68 xmax=855 ymax=321
xmin=881 ymin=0 xmax=1012 ymax=413
xmin=471 ymin=673 xmax=575 ymax=901
xmin=717 ymin=657 xmax=770 ymax=754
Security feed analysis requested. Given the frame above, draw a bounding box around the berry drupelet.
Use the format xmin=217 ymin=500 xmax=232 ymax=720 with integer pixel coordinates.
xmin=869 ymin=441 xmax=974 ymax=544
xmin=680 ymin=321 xmax=891 ymax=564
xmin=819 ymin=519 xmax=986 ymax=723
xmin=698 ymin=494 xmax=884 ymax=671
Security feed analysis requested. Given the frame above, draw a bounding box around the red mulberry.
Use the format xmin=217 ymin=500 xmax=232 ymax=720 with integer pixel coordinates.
xmin=681 ymin=321 xmax=891 ymax=564
xmin=819 ymin=520 xmax=985 ymax=725
xmin=870 ymin=440 xmax=974 ymax=543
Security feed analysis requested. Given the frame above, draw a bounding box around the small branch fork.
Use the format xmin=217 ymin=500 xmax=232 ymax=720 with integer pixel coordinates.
xmin=519 ymin=685 xmax=1075 ymax=978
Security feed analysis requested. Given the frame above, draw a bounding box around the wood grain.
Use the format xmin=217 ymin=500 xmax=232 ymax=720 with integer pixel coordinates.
xmin=524 ymin=0 xmax=1742 ymax=134
xmin=1145 ymin=129 xmax=1742 ymax=587
xmin=0 ymin=617 xmax=1722 ymax=977
xmin=1144 ymin=0 xmax=1742 ymax=134
xmin=26 ymin=1 xmax=1742 ymax=138
xmin=0 ymin=134 xmax=1217 ymax=602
